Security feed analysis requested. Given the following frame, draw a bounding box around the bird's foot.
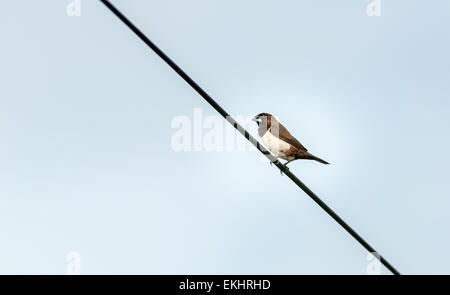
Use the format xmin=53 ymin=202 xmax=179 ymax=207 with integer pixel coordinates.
xmin=280 ymin=164 xmax=290 ymax=175
xmin=279 ymin=160 xmax=294 ymax=175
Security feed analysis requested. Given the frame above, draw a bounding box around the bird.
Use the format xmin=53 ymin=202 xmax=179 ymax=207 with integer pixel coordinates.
xmin=252 ymin=113 xmax=329 ymax=172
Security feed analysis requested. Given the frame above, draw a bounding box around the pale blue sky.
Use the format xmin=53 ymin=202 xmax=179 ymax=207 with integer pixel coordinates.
xmin=1 ymin=0 xmax=449 ymax=274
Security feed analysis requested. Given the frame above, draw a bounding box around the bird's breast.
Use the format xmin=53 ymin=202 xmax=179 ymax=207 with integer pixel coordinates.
xmin=261 ymin=130 xmax=295 ymax=161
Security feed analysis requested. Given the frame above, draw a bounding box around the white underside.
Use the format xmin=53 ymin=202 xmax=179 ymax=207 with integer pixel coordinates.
xmin=261 ymin=130 xmax=295 ymax=161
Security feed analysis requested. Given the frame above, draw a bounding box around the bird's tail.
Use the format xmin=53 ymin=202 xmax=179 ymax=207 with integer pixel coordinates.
xmin=308 ymin=153 xmax=330 ymax=165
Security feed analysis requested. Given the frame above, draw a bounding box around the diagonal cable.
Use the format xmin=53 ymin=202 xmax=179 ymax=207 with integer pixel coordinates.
xmin=99 ymin=0 xmax=400 ymax=275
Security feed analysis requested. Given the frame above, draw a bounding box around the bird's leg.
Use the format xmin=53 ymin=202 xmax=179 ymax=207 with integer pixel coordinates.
xmin=284 ymin=160 xmax=294 ymax=167
xmin=262 ymin=150 xmax=276 ymax=166
xmin=280 ymin=165 xmax=289 ymax=175
xmin=280 ymin=160 xmax=293 ymax=175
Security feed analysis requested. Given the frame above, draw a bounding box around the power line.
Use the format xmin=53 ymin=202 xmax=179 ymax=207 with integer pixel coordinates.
xmin=99 ymin=0 xmax=401 ymax=275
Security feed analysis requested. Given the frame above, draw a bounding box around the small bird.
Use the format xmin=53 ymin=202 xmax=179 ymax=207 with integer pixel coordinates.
xmin=252 ymin=113 xmax=329 ymax=171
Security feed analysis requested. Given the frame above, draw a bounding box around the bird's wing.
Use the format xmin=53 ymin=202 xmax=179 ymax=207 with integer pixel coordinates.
xmin=271 ymin=122 xmax=308 ymax=151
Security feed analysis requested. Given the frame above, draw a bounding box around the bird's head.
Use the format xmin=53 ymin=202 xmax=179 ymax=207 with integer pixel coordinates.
xmin=252 ymin=113 xmax=271 ymax=126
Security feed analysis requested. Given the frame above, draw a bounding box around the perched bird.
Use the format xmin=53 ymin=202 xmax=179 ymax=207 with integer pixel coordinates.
xmin=252 ymin=113 xmax=329 ymax=170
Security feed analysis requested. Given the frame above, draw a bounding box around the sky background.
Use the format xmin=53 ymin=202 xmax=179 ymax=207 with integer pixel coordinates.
xmin=1 ymin=0 xmax=449 ymax=274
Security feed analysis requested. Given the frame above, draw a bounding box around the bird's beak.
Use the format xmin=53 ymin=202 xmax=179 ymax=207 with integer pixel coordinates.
xmin=252 ymin=116 xmax=260 ymax=123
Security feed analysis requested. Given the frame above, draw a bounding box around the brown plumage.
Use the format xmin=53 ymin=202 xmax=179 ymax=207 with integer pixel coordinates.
xmin=252 ymin=113 xmax=329 ymax=166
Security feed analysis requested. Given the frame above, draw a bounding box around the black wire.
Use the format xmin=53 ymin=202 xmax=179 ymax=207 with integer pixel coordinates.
xmin=99 ymin=0 xmax=401 ymax=275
